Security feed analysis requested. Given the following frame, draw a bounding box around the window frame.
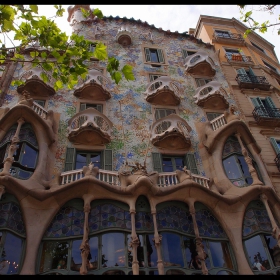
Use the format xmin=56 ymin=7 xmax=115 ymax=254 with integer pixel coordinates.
xmin=142 ymin=45 xmax=166 ymax=66
xmin=250 ymin=41 xmax=266 ymax=54
xmin=182 ymin=49 xmax=197 ymax=59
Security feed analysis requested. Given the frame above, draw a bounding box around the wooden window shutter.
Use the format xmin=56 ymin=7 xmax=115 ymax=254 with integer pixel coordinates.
xmin=251 ymin=97 xmax=263 ymax=108
xmin=96 ymin=104 xmax=103 ymax=113
xmin=157 ymin=49 xmax=164 ymax=63
xmin=248 ymin=67 xmax=256 ymax=77
xmin=144 ymin=48 xmax=151 ymax=62
xmin=104 ymin=149 xmax=113 ymax=170
xmin=265 ymin=97 xmax=276 ymax=109
xmin=182 ymin=49 xmax=188 ymax=59
xmin=64 ymin=147 xmax=76 ymax=171
xmin=185 ymin=153 xmax=199 ymax=174
xmin=270 ymin=138 xmax=280 ymax=155
xmin=152 ymin=152 xmax=163 ymax=173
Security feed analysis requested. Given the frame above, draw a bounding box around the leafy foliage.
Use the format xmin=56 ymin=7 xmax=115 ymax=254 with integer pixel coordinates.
xmin=0 ymin=5 xmax=135 ymax=91
xmin=238 ymin=5 xmax=280 ymax=37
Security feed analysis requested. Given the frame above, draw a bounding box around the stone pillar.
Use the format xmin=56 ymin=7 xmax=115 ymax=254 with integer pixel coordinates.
xmin=0 ymin=117 xmax=25 ymax=176
xmin=129 ymin=208 xmax=139 ymax=275
xmin=151 ymin=210 xmax=164 ymax=275
xmin=189 ymin=203 xmax=208 ymax=275
xmin=79 ymin=202 xmax=91 ymax=275
xmin=260 ymin=194 xmax=280 ymax=247
xmin=235 ymin=133 xmax=263 ymax=186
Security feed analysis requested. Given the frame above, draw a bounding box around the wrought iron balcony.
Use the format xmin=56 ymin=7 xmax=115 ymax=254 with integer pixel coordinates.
xmin=150 ymin=114 xmax=192 ymax=150
xmin=252 ymin=106 xmax=280 ymax=126
xmin=225 ymin=54 xmax=253 ymax=64
xmin=144 ymin=76 xmax=181 ymax=106
xmin=17 ymin=67 xmax=55 ymax=97
xmin=73 ymin=69 xmax=111 ymax=100
xmin=67 ymin=107 xmax=112 ymax=145
xmin=236 ymin=74 xmax=270 ymax=91
xmin=194 ymin=81 xmax=229 ymax=109
xmin=213 ymin=32 xmax=245 ymax=45
xmin=184 ymin=50 xmax=216 ymax=77
xmin=275 ymin=153 xmax=280 ymax=172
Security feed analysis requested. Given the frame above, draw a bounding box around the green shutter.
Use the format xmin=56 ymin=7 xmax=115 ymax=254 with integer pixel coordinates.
xmin=152 ymin=152 xmax=162 ymax=173
xmin=64 ymin=147 xmax=75 ymax=171
xmin=195 ymin=78 xmax=207 ymax=87
xmin=236 ymin=68 xmax=247 ymax=75
xmin=248 ymin=67 xmax=255 ymax=77
xmin=96 ymin=104 xmax=103 ymax=113
xmin=265 ymin=97 xmax=276 ymax=109
xmin=144 ymin=48 xmax=151 ymax=62
xmin=157 ymin=49 xmax=164 ymax=63
xmin=155 ymin=109 xmax=160 ymax=121
xmin=251 ymin=97 xmax=263 ymax=108
xmin=104 ymin=149 xmax=113 ymax=170
xmin=185 ymin=153 xmax=199 ymax=174
xmin=270 ymin=138 xmax=280 ymax=155
xmin=182 ymin=49 xmax=188 ymax=59
xmin=80 ymin=103 xmax=87 ymax=112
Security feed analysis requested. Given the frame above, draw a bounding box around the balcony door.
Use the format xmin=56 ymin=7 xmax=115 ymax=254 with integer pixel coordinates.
xmin=237 ymin=67 xmax=255 ymax=83
xmin=251 ymin=97 xmax=277 ymax=118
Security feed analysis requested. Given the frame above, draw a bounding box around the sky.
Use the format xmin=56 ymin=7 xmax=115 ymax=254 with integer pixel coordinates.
xmin=5 ymin=5 xmax=280 ymax=61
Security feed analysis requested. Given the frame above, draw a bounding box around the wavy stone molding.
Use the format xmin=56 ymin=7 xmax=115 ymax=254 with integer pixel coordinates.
xmin=184 ymin=50 xmax=216 ymax=77
xmin=194 ymin=81 xmax=229 ymax=109
xmin=67 ymin=107 xmax=112 ymax=145
xmin=150 ymin=113 xmax=192 ymax=150
xmin=144 ymin=76 xmax=181 ymax=106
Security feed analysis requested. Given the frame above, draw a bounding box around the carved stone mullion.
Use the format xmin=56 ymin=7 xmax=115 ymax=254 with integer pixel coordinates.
xmin=1 ymin=117 xmax=25 ymax=176
xmin=235 ymin=133 xmax=263 ymax=186
xmin=151 ymin=210 xmax=164 ymax=275
xmin=79 ymin=203 xmax=91 ymax=275
xmin=260 ymin=194 xmax=280 ymax=247
xmin=189 ymin=204 xmax=208 ymax=275
xmin=129 ymin=209 xmax=139 ymax=275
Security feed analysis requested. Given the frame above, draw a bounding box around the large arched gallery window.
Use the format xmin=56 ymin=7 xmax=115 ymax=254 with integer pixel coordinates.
xmin=0 ymin=124 xmax=38 ymax=179
xmin=38 ymin=199 xmax=132 ymax=275
xmin=0 ymin=193 xmax=26 ymax=275
xmin=156 ymin=201 xmax=237 ymax=275
xmin=222 ymin=136 xmax=262 ymax=187
xmin=243 ymin=200 xmax=280 ymax=275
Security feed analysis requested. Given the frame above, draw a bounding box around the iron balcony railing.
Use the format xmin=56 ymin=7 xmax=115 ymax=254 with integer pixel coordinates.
xmin=225 ymin=54 xmax=253 ymax=63
xmin=214 ymin=32 xmax=244 ymax=40
xmin=275 ymin=153 xmax=280 ymax=172
xmin=236 ymin=74 xmax=269 ymax=85
xmin=252 ymin=106 xmax=280 ymax=121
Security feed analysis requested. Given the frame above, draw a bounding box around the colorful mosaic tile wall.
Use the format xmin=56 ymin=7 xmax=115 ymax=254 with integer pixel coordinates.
xmin=4 ymin=17 xmax=238 ymax=178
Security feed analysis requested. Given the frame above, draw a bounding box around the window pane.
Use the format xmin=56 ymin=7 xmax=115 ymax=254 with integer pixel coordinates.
xmin=102 ymin=232 xmax=125 ymax=267
xmin=89 ymin=237 xmax=99 ymax=270
xmin=223 ymin=156 xmax=242 ymax=179
xmin=147 ymin=235 xmax=157 ymax=267
xmin=21 ymin=144 xmax=37 ymax=168
xmin=162 ymin=158 xmax=173 ymax=172
xmin=244 ymin=235 xmax=271 ymax=271
xmin=209 ymin=241 xmax=233 ymax=269
xmin=75 ymin=153 xmax=87 ymax=169
xmin=264 ymin=235 xmax=278 ymax=267
xmin=39 ymin=241 xmax=69 ymax=272
xmin=18 ymin=169 xmax=32 ymax=179
xmin=150 ymin=49 xmax=159 ymax=63
xmin=0 ymin=232 xmax=22 ymax=274
xmin=175 ymin=157 xmax=185 ymax=170
xmin=161 ymin=232 xmax=184 ymax=267
xmin=90 ymin=154 xmax=101 ymax=168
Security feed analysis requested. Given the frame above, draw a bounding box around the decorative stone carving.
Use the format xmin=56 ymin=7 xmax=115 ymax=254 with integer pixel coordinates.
xmin=18 ymin=90 xmax=33 ymax=107
xmin=116 ymin=28 xmax=132 ymax=46
xmin=176 ymin=166 xmax=192 ymax=183
xmin=83 ymin=162 xmax=99 ymax=177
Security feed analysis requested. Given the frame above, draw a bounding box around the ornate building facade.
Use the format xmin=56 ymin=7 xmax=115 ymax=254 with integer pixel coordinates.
xmin=0 ymin=6 xmax=280 ymax=275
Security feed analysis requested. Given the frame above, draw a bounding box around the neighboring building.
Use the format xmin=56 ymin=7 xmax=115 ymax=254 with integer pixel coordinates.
xmin=0 ymin=6 xmax=280 ymax=275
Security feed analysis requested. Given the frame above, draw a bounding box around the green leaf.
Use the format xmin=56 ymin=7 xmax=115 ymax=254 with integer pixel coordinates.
xmin=93 ymin=8 xmax=103 ymax=19
xmin=112 ymin=71 xmax=122 ymax=84
xmin=121 ymin=64 xmax=134 ymax=81
xmin=30 ymin=51 xmax=39 ymax=58
xmin=93 ymin=42 xmax=107 ymax=60
xmin=245 ymin=11 xmax=252 ymax=18
xmin=29 ymin=5 xmax=38 ymax=14
xmin=40 ymin=72 xmax=49 ymax=83
xmin=55 ymin=80 xmax=63 ymax=89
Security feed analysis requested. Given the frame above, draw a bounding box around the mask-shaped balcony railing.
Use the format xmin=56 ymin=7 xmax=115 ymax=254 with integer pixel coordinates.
xmin=184 ymin=50 xmax=216 ymax=77
xmin=194 ymin=81 xmax=229 ymax=109
xmin=67 ymin=107 xmax=112 ymax=145
xmin=17 ymin=67 xmax=56 ymax=97
xmin=213 ymin=32 xmax=245 ymax=45
xmin=150 ymin=114 xmax=192 ymax=150
xmin=73 ymin=69 xmax=111 ymax=100
xmin=116 ymin=28 xmax=132 ymax=46
xmin=252 ymin=106 xmax=280 ymax=126
xmin=144 ymin=76 xmax=181 ymax=106
xmin=236 ymin=74 xmax=270 ymax=91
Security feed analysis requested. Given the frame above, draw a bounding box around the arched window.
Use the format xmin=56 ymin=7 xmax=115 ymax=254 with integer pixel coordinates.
xmin=0 ymin=124 xmax=38 ymax=179
xmin=156 ymin=201 xmax=237 ymax=275
xmin=0 ymin=193 xmax=26 ymax=275
xmin=243 ymin=200 xmax=280 ymax=275
xmin=222 ymin=136 xmax=262 ymax=187
xmin=38 ymin=199 xmax=132 ymax=275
